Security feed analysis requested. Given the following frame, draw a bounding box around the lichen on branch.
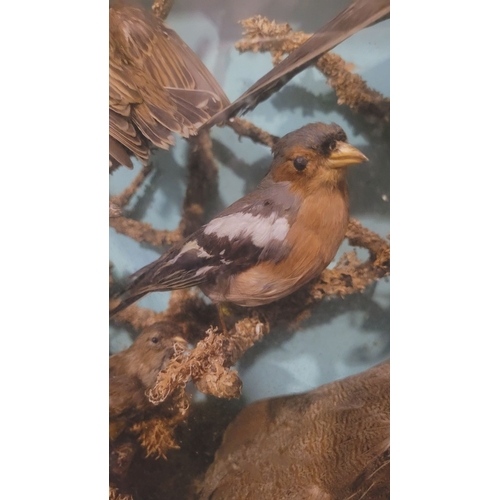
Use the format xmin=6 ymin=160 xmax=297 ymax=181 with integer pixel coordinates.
xmin=235 ymin=15 xmax=389 ymax=121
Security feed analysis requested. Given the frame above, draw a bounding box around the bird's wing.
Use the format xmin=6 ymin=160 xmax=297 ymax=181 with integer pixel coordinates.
xmin=109 ymin=3 xmax=230 ymax=164
xmin=203 ymin=0 xmax=390 ymax=128
xmin=109 ymin=109 xmax=150 ymax=165
xmin=110 ymin=180 xmax=300 ymax=315
xmin=109 ymin=50 xmax=152 ymax=164
xmin=109 ymin=372 xmax=145 ymax=419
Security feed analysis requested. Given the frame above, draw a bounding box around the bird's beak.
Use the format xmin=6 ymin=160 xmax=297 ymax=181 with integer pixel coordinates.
xmin=328 ymin=142 xmax=368 ymax=168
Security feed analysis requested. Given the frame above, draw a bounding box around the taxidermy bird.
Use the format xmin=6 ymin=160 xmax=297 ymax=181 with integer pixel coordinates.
xmin=200 ymin=361 xmax=390 ymax=500
xmin=109 ymin=1 xmax=230 ymax=170
xmin=109 ymin=321 xmax=185 ymax=439
xmin=110 ymin=122 xmax=368 ymax=320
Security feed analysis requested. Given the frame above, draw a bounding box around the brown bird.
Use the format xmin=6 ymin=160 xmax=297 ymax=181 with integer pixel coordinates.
xmin=109 ymin=122 xmax=367 ymax=320
xmin=199 ymin=361 xmax=390 ymax=500
xmin=203 ymin=0 xmax=390 ymax=128
xmin=109 ymin=321 xmax=186 ymax=497
xmin=109 ymin=321 xmax=185 ymax=439
xmin=109 ymin=1 xmax=230 ymax=170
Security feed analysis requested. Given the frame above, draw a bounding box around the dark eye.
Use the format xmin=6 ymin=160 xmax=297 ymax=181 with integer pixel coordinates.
xmin=293 ymin=156 xmax=308 ymax=171
xmin=151 ymin=337 xmax=159 ymax=344
xmin=328 ymin=140 xmax=336 ymax=152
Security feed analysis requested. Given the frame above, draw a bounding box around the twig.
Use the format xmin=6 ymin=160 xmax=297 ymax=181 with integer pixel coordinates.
xmin=109 ymin=299 xmax=171 ymax=331
xmin=179 ymin=130 xmax=219 ymax=237
xmin=345 ymin=218 xmax=390 ymax=261
xmin=149 ymin=314 xmax=268 ymax=404
xmin=110 ymin=162 xmax=153 ymax=208
xmin=235 ymin=16 xmax=389 ymax=121
xmin=110 ymin=289 xmax=217 ymax=341
xmin=109 ymin=217 xmax=182 ymax=247
xmin=109 ymin=486 xmax=133 ymax=500
xmin=228 ymin=117 xmax=279 ymax=148
xmin=130 ymin=406 xmax=188 ymax=459
xmin=109 ymin=132 xmax=219 ymax=249
xmin=109 ymin=201 xmax=123 ymax=218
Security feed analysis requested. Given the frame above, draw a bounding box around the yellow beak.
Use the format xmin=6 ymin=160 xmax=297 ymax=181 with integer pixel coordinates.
xmin=328 ymin=142 xmax=368 ymax=168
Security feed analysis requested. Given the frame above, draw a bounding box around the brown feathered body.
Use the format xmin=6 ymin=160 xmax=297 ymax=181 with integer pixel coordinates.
xmin=109 ymin=2 xmax=230 ymax=169
xmin=200 ymin=361 xmax=390 ymax=500
xmin=109 ymin=321 xmax=184 ymax=424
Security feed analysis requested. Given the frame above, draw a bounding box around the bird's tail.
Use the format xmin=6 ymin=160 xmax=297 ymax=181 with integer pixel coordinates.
xmin=109 ymin=291 xmax=149 ymax=318
xmin=109 ymin=257 xmax=162 ymax=318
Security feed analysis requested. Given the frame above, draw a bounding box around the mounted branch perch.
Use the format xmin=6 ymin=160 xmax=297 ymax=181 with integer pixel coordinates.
xmin=235 ymin=16 xmax=389 ymax=121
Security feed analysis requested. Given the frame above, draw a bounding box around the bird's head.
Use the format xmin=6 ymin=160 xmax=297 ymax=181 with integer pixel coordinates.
xmin=270 ymin=122 xmax=368 ymax=195
xmin=133 ymin=321 xmax=178 ymax=352
xmin=125 ymin=321 xmax=186 ymax=386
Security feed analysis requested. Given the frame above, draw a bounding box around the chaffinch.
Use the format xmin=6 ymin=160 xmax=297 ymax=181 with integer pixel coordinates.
xmin=109 ymin=2 xmax=230 ymax=170
xmin=110 ymin=122 xmax=367 ymax=318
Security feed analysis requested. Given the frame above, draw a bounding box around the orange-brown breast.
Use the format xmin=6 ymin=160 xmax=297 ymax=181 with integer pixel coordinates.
xmin=223 ymin=183 xmax=349 ymax=306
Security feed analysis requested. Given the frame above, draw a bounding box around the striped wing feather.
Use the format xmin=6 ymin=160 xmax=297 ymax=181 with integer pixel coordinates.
xmin=110 ymin=182 xmax=299 ymax=316
xmin=109 ymin=3 xmax=229 ymax=167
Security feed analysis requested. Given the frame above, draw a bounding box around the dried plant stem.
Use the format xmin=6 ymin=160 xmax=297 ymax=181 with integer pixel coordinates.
xmin=109 ymin=217 xmax=182 ymax=247
xmin=179 ymin=130 xmax=219 ymax=237
xmin=109 ymin=132 xmax=218 ymax=248
xmin=111 ymin=162 xmax=153 ymax=208
xmin=109 ymin=486 xmax=133 ymax=500
xmin=109 ymin=201 xmax=123 ymax=218
xmin=228 ymin=117 xmax=279 ymax=148
xmin=236 ymin=16 xmax=389 ymax=121
xmin=149 ymin=315 xmax=268 ymax=403
xmin=346 ymin=218 xmax=390 ymax=261
xmin=130 ymin=406 xmax=187 ymax=459
xmin=109 ymin=299 xmax=170 ymax=330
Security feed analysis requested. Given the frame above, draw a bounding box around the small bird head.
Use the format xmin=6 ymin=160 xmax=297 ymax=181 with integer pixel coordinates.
xmin=132 ymin=321 xmax=178 ymax=352
xmin=123 ymin=321 xmax=186 ymax=387
xmin=270 ymin=122 xmax=368 ymax=195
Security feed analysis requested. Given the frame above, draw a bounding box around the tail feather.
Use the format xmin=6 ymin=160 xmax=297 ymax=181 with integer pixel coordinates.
xmin=109 ymin=231 xmax=220 ymax=318
xmin=109 ymin=291 xmax=149 ymax=318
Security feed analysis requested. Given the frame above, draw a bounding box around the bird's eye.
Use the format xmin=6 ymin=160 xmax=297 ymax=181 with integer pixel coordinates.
xmin=293 ymin=156 xmax=308 ymax=171
xmin=151 ymin=337 xmax=159 ymax=344
xmin=328 ymin=141 xmax=336 ymax=151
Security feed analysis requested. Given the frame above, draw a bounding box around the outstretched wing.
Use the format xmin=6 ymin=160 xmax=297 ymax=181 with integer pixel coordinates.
xmin=203 ymin=0 xmax=390 ymax=128
xmin=109 ymin=3 xmax=230 ymax=167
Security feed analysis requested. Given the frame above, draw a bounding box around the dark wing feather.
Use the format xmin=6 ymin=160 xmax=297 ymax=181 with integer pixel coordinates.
xmin=109 ymin=136 xmax=133 ymax=170
xmin=109 ymin=3 xmax=230 ymax=168
xmin=203 ymin=0 xmax=390 ymax=128
xmin=110 ymin=179 xmax=300 ymax=316
xmin=109 ymin=109 xmax=150 ymax=164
